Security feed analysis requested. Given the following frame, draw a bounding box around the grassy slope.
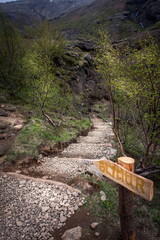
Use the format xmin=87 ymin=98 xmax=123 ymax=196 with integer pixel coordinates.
xmin=6 ymin=113 xmax=92 ymax=162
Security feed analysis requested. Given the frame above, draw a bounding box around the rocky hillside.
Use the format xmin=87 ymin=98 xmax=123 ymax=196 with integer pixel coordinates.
xmin=126 ymin=0 xmax=160 ymax=27
xmin=1 ymin=0 xmax=160 ymax=32
xmin=0 ymin=0 xmax=95 ymax=27
xmin=52 ymin=0 xmax=160 ymax=39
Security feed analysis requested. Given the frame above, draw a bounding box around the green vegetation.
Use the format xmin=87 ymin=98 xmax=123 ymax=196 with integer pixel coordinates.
xmin=98 ymin=180 xmax=117 ymax=215
xmin=53 ymin=4 xmax=141 ymax=41
xmin=84 ymin=175 xmax=160 ymax=238
xmin=135 ymin=181 xmax=160 ymax=238
xmin=0 ymin=15 xmax=87 ymax=117
xmin=84 ymin=177 xmax=118 ymax=222
xmin=0 ymin=11 xmax=26 ymax=95
xmin=6 ymin=116 xmax=92 ymax=161
xmin=0 ymin=15 xmax=92 ymax=161
xmin=96 ymin=32 xmax=160 ymax=174
xmin=92 ymin=101 xmax=111 ymax=121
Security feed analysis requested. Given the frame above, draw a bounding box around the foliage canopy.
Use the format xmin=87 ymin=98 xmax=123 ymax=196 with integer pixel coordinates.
xmin=96 ymin=32 xmax=160 ymax=175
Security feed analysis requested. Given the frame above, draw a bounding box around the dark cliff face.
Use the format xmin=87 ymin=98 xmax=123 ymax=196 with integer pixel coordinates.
xmin=0 ymin=0 xmax=95 ymax=27
xmin=126 ymin=0 xmax=160 ymax=27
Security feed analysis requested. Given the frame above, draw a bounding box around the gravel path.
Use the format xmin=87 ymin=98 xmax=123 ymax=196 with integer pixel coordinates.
xmin=30 ymin=117 xmax=117 ymax=181
xmin=0 ymin=173 xmax=84 ymax=240
xmin=0 ymin=117 xmax=117 ymax=240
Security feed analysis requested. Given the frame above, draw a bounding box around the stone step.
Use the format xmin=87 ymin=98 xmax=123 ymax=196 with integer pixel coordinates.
xmin=93 ymin=123 xmax=112 ymax=128
xmin=61 ymin=143 xmax=117 ymax=159
xmin=29 ymin=157 xmax=93 ymax=180
xmin=87 ymin=131 xmax=114 ymax=138
xmin=78 ymin=136 xmax=112 ymax=144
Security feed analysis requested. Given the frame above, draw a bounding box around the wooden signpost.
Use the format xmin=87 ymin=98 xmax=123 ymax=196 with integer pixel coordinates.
xmin=94 ymin=157 xmax=153 ymax=201
xmin=94 ymin=156 xmax=154 ymax=240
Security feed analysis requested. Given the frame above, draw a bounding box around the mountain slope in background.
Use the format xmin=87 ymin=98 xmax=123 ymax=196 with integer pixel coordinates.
xmin=51 ymin=0 xmax=160 ymax=40
xmin=0 ymin=0 xmax=95 ymax=27
xmin=0 ymin=0 xmax=160 ymax=40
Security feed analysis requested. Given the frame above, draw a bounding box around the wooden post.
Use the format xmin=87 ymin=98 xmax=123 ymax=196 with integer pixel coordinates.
xmin=118 ymin=157 xmax=137 ymax=240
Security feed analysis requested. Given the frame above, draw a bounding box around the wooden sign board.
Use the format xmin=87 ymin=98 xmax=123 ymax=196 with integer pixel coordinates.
xmin=94 ymin=159 xmax=154 ymax=201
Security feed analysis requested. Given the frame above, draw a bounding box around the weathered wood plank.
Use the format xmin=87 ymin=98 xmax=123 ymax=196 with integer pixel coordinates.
xmin=94 ymin=159 xmax=154 ymax=201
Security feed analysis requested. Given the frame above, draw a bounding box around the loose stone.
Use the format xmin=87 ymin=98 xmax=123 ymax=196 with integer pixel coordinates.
xmin=60 ymin=214 xmax=67 ymax=223
xmin=16 ymin=220 xmax=23 ymax=227
xmin=95 ymin=232 xmax=100 ymax=236
xmin=61 ymin=226 xmax=82 ymax=240
xmin=91 ymin=222 xmax=99 ymax=229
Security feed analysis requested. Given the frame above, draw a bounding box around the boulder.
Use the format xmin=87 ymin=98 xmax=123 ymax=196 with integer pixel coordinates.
xmin=0 ymin=109 xmax=8 ymax=117
xmin=86 ymin=165 xmax=103 ymax=178
xmin=74 ymin=39 xmax=95 ymax=51
xmin=61 ymin=226 xmax=82 ymax=240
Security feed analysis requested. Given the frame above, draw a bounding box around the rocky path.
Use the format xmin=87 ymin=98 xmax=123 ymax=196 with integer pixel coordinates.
xmin=29 ymin=118 xmax=117 ymax=183
xmin=0 ymin=117 xmax=117 ymax=240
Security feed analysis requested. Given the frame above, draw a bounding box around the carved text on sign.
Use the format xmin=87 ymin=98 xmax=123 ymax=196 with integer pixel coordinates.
xmin=94 ymin=160 xmax=153 ymax=201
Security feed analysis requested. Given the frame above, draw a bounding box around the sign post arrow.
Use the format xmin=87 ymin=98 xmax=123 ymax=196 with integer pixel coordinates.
xmin=94 ymin=156 xmax=154 ymax=240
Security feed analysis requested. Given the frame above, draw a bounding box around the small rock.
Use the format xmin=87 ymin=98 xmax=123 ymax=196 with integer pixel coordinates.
xmin=42 ymin=206 xmax=49 ymax=212
xmin=60 ymin=214 xmax=67 ymax=223
xmin=13 ymin=124 xmax=23 ymax=131
xmin=15 ymin=170 xmax=22 ymax=174
xmin=100 ymin=191 xmax=106 ymax=201
xmin=74 ymin=205 xmax=79 ymax=211
xmin=95 ymin=232 xmax=100 ymax=237
xmin=100 ymin=195 xmax=106 ymax=201
xmin=91 ymin=222 xmax=99 ymax=229
xmin=16 ymin=220 xmax=23 ymax=227
xmin=44 ymin=213 xmax=49 ymax=219
xmin=42 ymin=176 xmax=49 ymax=180
xmin=50 ymin=202 xmax=56 ymax=208
xmin=61 ymin=226 xmax=82 ymax=240
xmin=64 ymin=195 xmax=68 ymax=200
xmin=82 ymin=182 xmax=93 ymax=191
xmin=19 ymin=180 xmax=26 ymax=185
xmin=72 ymin=192 xmax=79 ymax=197
xmin=100 ymin=191 xmax=105 ymax=195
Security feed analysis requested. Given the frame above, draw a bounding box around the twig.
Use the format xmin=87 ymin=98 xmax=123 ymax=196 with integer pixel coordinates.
xmin=42 ymin=111 xmax=56 ymax=127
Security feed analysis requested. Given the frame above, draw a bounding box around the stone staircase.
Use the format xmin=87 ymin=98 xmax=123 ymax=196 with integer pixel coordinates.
xmin=0 ymin=117 xmax=117 ymax=240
